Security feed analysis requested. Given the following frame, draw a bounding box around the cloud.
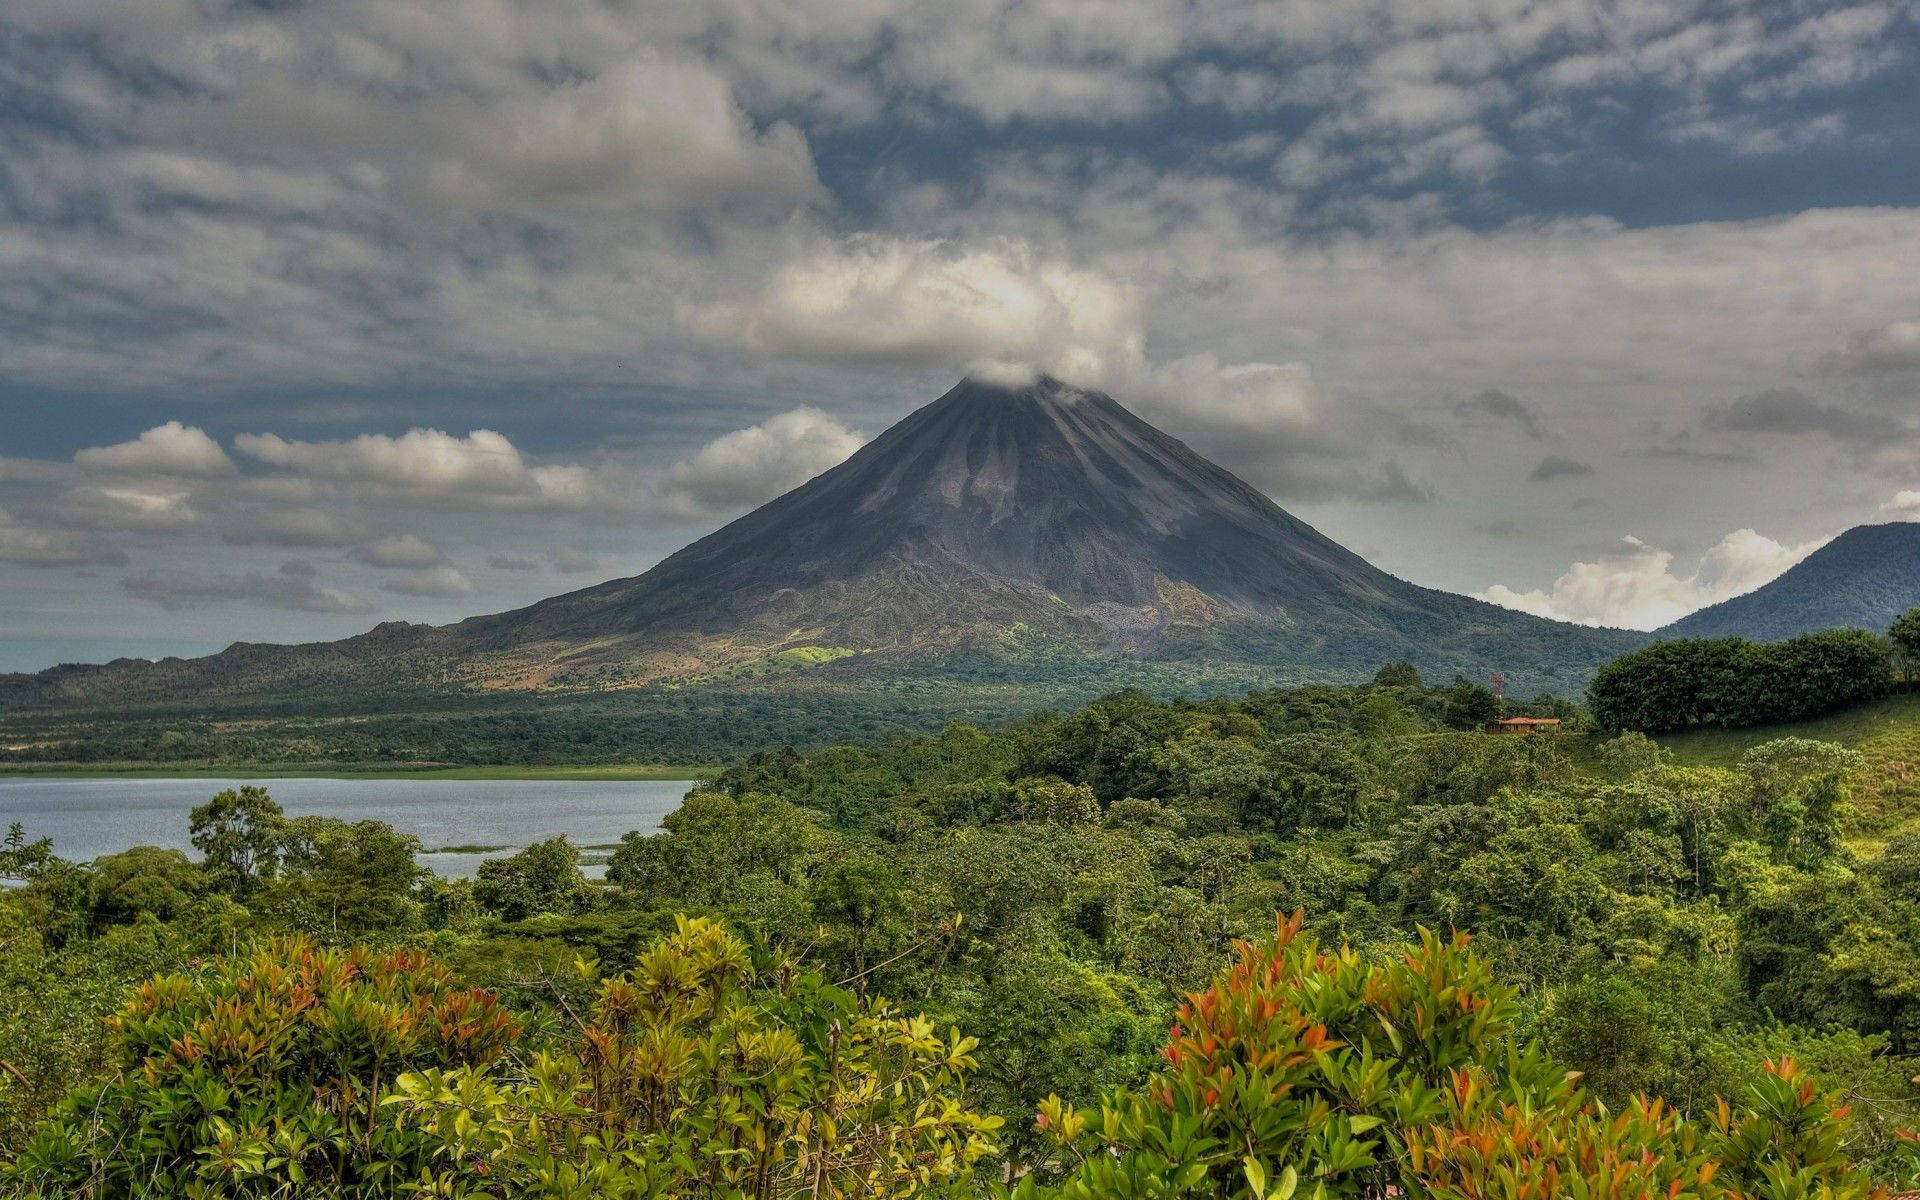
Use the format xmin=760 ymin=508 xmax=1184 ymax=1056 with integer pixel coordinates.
xmin=224 ymin=508 xmax=366 ymax=548
xmin=235 ymin=429 xmax=597 ymax=511
xmin=656 ymin=408 xmax=866 ymax=518
xmin=123 ymin=566 xmax=376 ymax=615
xmin=1817 ymin=321 xmax=1920 ymax=375
xmin=0 ymin=508 xmax=128 ymax=567
xmin=680 ymin=236 xmax=1143 ymax=383
xmin=1885 ymin=490 xmax=1920 ymax=516
xmin=1458 ymin=390 xmax=1543 ymax=438
xmin=380 ymin=566 xmax=476 ymax=597
xmin=487 ymin=553 xmax=543 ymax=572
xmin=1129 ymin=357 xmax=1433 ymax=504
xmin=57 ymin=484 xmax=206 ymax=531
xmin=1529 ymin=457 xmax=1594 ymax=483
xmin=1476 ymin=528 xmax=1829 ymax=630
xmin=551 ymin=548 xmax=601 ymax=575
xmin=355 ymin=534 xmax=446 ymax=569
xmin=74 ymin=422 xmax=234 ymax=477
xmin=1708 ymin=387 xmax=1908 ymax=444
xmin=1639 ymin=442 xmax=1758 ymax=467
xmin=389 ymin=55 xmax=826 ymax=218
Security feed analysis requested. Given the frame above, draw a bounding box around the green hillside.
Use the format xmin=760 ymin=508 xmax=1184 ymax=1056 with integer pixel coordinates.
xmin=1662 ymin=690 xmax=1920 ymax=844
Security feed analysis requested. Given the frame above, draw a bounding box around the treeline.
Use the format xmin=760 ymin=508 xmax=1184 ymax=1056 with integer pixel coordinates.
xmin=1590 ymin=608 xmax=1920 ymax=733
xmin=0 ymin=678 xmax=1036 ymax=767
xmin=5 ymin=671 xmax=1920 ymax=1194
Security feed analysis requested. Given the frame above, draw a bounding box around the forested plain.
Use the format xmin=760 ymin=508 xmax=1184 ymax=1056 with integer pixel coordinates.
xmin=7 ymin=650 xmax=1920 ymax=1197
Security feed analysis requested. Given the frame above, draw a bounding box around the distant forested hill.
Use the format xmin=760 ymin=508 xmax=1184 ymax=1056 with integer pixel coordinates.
xmin=1660 ymin=522 xmax=1920 ymax=641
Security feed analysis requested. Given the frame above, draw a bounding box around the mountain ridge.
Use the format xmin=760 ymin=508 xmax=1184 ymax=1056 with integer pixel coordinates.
xmin=1657 ymin=522 xmax=1920 ymax=642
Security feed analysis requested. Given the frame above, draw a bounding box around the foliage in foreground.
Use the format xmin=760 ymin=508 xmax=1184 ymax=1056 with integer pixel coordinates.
xmin=1021 ymin=913 xmax=1887 ymax=1200
xmin=3 ymin=914 xmax=1907 ymax=1199
xmin=3 ymin=919 xmax=999 ymax=1199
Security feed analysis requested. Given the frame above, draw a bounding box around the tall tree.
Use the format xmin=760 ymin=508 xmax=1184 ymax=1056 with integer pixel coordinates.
xmin=188 ymin=785 xmax=285 ymax=896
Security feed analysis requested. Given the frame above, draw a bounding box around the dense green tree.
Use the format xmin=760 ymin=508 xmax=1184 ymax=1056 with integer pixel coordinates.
xmin=809 ymin=847 xmax=906 ymax=990
xmin=13 ymin=676 xmax=1920 ymax=1191
xmin=1737 ymin=737 xmax=1862 ymax=866
xmin=606 ymin=790 xmax=824 ymax=911
xmin=1891 ymin=606 xmax=1920 ymax=685
xmin=1591 ymin=632 xmax=1891 ymax=733
xmin=261 ymin=815 xmax=425 ymax=936
xmin=1371 ymin=660 xmax=1422 ymax=688
xmin=187 ymin=784 xmax=284 ymax=895
xmin=473 ymin=835 xmax=590 ymax=922
xmin=1442 ymin=675 xmax=1504 ymax=728
xmin=86 ymin=847 xmax=201 ymax=930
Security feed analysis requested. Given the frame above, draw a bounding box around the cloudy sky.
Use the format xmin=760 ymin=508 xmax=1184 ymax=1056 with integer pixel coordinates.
xmin=4 ymin=0 xmax=1920 ymax=670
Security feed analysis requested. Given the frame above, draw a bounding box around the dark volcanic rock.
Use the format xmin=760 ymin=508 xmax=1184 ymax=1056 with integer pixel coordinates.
xmin=478 ymin=376 xmax=1404 ymax=645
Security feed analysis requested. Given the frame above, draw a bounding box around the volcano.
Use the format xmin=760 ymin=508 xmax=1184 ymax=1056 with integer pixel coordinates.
xmin=4 ymin=375 xmax=1640 ymax=709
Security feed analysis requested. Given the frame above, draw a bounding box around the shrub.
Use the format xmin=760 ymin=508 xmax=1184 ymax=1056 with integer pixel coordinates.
xmin=1018 ymin=911 xmax=1880 ymax=1200
xmin=389 ymin=915 xmax=1002 ymax=1198
xmin=5 ymin=939 xmax=519 ymax=1197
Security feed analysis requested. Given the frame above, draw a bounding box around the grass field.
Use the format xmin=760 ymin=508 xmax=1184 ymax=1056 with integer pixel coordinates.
xmin=0 ymin=762 xmax=715 ymax=781
xmin=1662 ymin=691 xmax=1920 ymax=843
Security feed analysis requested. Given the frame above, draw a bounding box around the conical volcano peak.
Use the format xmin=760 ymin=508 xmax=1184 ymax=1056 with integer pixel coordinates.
xmin=925 ymin=370 xmax=1110 ymax=426
xmin=513 ymin=372 xmax=1411 ymax=647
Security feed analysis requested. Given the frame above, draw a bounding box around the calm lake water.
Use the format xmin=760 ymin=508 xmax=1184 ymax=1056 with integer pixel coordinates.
xmin=0 ymin=777 xmax=696 ymax=878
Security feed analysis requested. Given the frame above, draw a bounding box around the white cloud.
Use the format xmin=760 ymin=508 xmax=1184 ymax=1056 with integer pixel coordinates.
xmin=1475 ymin=528 xmax=1829 ymax=630
xmin=380 ymin=566 xmax=476 ymax=597
xmin=58 ymin=484 xmax=206 ymax=531
xmin=680 ymin=235 xmax=1143 ymax=384
xmin=1885 ymin=490 xmax=1920 ymax=516
xmin=74 ymin=421 xmax=234 ymax=476
xmin=355 ymin=533 xmax=446 ymax=569
xmin=656 ymin=407 xmax=866 ymax=518
xmin=397 ymin=55 xmax=825 ymax=217
xmin=235 ymin=428 xmax=598 ymax=511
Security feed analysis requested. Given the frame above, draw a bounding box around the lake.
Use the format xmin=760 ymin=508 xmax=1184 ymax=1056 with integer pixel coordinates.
xmin=0 ymin=777 xmax=697 ymax=878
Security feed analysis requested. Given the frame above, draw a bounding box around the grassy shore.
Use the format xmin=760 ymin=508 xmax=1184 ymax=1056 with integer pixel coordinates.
xmin=0 ymin=762 xmax=715 ymax=781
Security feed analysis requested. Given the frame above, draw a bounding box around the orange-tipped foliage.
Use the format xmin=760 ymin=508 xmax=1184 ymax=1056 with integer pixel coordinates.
xmin=1020 ymin=912 xmax=1881 ymax=1200
xmin=7 ymin=937 xmax=517 ymax=1198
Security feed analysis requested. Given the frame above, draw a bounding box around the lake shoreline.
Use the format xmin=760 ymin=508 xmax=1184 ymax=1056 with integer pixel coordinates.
xmin=2 ymin=775 xmax=697 ymax=879
xmin=0 ymin=762 xmax=714 ymax=781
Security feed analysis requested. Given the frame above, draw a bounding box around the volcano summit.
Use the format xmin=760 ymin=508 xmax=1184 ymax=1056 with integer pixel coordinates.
xmin=5 ymin=376 xmax=1639 ymax=710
